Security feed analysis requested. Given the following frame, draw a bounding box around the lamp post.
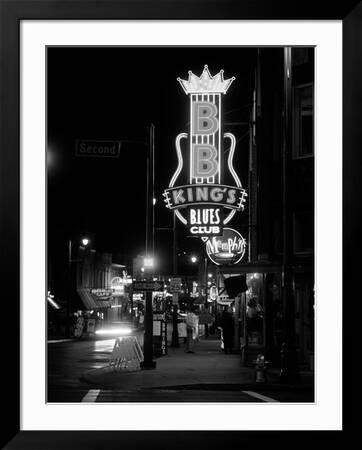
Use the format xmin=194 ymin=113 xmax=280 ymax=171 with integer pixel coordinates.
xmin=66 ymin=236 xmax=90 ymax=338
xmin=121 ymin=123 xmax=156 ymax=275
xmin=170 ymin=212 xmax=180 ymax=347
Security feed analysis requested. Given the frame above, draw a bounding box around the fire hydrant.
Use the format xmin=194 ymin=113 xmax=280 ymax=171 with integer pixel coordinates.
xmin=255 ymin=354 xmax=268 ymax=383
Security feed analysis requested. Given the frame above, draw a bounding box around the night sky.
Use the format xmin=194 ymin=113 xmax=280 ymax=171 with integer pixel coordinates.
xmin=47 ymin=46 xmax=258 ymax=276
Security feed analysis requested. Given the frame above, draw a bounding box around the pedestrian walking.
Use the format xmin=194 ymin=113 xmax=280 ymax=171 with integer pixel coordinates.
xmin=220 ymin=306 xmax=234 ymax=354
xmin=185 ymin=307 xmax=198 ymax=353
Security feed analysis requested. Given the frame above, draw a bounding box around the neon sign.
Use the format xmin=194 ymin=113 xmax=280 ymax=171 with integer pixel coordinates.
xmin=205 ymin=228 xmax=246 ymax=265
xmin=163 ymin=65 xmax=247 ymax=237
xmin=90 ymin=288 xmax=113 ymax=300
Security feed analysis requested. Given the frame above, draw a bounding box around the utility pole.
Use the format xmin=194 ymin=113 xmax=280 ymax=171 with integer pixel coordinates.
xmin=170 ymin=212 xmax=180 ymax=347
xmin=151 ymin=124 xmax=155 ymax=262
xmin=248 ymin=50 xmax=259 ymax=263
xmin=280 ymin=47 xmax=300 ymax=383
xmin=142 ymin=125 xmax=156 ymax=369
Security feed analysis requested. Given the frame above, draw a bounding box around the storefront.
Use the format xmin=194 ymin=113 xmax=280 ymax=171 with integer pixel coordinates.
xmin=75 ymin=250 xmax=133 ymax=326
xmin=217 ymin=263 xmax=314 ymax=369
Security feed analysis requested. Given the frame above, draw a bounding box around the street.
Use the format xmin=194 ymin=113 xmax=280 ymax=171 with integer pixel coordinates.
xmin=48 ymin=335 xmax=314 ymax=403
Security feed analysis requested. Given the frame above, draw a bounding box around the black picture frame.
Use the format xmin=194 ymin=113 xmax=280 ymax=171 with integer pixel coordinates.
xmin=0 ymin=0 xmax=358 ymax=448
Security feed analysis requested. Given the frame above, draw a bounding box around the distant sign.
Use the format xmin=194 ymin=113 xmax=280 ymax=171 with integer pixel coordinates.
xmin=153 ymin=321 xmax=161 ymax=336
xmin=111 ymin=276 xmax=126 ymax=296
xmin=133 ymin=280 xmax=164 ymax=292
xmin=74 ymin=317 xmax=85 ymax=337
xmin=90 ymin=288 xmax=113 ymax=300
xmin=169 ymin=277 xmax=182 ymax=293
xmin=75 ymin=139 xmax=121 ymax=158
xmin=86 ymin=319 xmax=96 ymax=333
xmin=172 ymin=292 xmax=179 ymax=305
xmin=209 ymin=285 xmax=218 ymax=301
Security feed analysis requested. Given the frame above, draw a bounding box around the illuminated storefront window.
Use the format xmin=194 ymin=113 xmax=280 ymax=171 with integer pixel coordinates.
xmin=245 ymin=273 xmax=264 ymax=346
xmin=236 ymin=272 xmax=283 ymax=356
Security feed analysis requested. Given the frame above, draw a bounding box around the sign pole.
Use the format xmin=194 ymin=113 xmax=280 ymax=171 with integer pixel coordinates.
xmin=204 ymin=257 xmax=209 ymax=337
xmin=134 ymin=282 xmax=161 ymax=369
xmin=171 ymin=293 xmax=180 ymax=347
xmin=66 ymin=239 xmax=72 ymax=338
xmin=141 ymin=124 xmax=156 ymax=369
xmin=142 ymin=289 xmax=156 ymax=369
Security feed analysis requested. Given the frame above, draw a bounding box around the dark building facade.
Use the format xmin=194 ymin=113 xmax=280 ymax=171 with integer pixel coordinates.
xmin=218 ymin=47 xmax=314 ymax=372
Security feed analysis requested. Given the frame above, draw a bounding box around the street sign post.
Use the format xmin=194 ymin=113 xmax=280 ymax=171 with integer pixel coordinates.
xmin=134 ymin=279 xmax=164 ymax=370
xmin=171 ymin=291 xmax=180 ymax=348
xmin=142 ymin=289 xmax=157 ymax=370
xmin=169 ymin=277 xmax=182 ymax=293
xmin=133 ymin=280 xmax=164 ymax=291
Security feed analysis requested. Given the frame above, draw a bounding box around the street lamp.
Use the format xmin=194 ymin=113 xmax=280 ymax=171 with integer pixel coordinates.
xmin=66 ymin=236 xmax=90 ymax=338
xmin=143 ymin=257 xmax=154 ymax=270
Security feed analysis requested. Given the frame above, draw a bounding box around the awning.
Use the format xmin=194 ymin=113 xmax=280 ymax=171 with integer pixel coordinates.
xmin=77 ymin=288 xmax=113 ymax=310
xmin=218 ymin=263 xmax=282 ymax=274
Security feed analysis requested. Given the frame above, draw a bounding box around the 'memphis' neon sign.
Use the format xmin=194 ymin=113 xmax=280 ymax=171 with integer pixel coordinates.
xmin=163 ymin=65 xmax=247 ymax=237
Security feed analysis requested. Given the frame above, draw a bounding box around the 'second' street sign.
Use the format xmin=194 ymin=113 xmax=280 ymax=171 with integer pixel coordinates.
xmin=133 ymin=280 xmax=164 ymax=292
xmin=75 ymin=139 xmax=121 ymax=158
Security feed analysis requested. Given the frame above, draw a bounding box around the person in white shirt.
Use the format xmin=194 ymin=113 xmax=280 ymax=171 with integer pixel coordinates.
xmin=185 ymin=307 xmax=198 ymax=353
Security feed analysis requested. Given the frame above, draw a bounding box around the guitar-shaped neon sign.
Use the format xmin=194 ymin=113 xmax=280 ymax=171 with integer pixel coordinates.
xmin=163 ymin=65 xmax=247 ymax=238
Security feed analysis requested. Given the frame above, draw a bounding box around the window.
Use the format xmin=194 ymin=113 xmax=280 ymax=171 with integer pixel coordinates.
xmin=245 ymin=273 xmax=264 ymax=346
xmin=293 ymin=84 xmax=314 ymax=158
xmin=293 ymin=212 xmax=314 ymax=254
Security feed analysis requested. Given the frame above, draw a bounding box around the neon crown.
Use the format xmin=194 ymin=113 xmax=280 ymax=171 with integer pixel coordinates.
xmin=177 ymin=65 xmax=236 ymax=95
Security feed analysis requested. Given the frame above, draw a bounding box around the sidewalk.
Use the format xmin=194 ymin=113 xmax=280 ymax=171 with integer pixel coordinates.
xmin=81 ymin=338 xmax=314 ymax=391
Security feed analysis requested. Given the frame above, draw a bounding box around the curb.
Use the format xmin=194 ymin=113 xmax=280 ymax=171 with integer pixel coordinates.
xmin=148 ymin=383 xmax=314 ymax=392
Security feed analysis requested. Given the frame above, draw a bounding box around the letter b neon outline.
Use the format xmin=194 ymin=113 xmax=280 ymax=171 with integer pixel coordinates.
xmin=192 ymin=144 xmax=218 ymax=178
xmin=192 ymin=102 xmax=218 ymax=135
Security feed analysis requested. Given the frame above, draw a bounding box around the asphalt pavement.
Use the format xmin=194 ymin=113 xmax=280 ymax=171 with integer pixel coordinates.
xmin=47 ymin=333 xmax=314 ymax=403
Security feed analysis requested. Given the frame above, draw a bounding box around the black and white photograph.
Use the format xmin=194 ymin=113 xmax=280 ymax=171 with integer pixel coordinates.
xmin=47 ymin=46 xmax=315 ymax=404
xmin=3 ymin=1 xmax=357 ymax=444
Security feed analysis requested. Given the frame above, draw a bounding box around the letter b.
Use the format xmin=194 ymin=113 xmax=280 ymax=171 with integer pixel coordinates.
xmin=192 ymin=102 xmax=218 ymax=135
xmin=192 ymin=144 xmax=218 ymax=178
